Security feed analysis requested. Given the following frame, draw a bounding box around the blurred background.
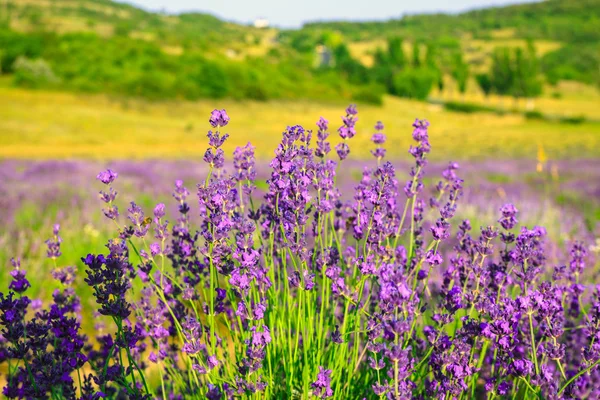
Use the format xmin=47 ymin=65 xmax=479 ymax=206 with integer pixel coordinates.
xmin=0 ymin=0 xmax=599 ymax=306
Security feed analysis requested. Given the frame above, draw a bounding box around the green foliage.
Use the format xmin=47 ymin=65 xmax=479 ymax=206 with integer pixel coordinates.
xmin=0 ymin=0 xmax=597 ymax=104
xmin=524 ymin=110 xmax=545 ymax=120
xmin=412 ymin=41 xmax=421 ymax=67
xmin=298 ymin=0 xmax=598 ymax=88
xmin=444 ymin=101 xmax=496 ymax=114
xmin=351 ymin=84 xmax=385 ymax=105
xmin=12 ymin=56 xmax=58 ymax=87
xmin=559 ymin=115 xmax=586 ymax=124
xmin=475 ymin=73 xmax=493 ymax=97
xmin=424 ymin=43 xmax=438 ymax=69
xmin=286 ymin=30 xmax=318 ymax=53
xmin=542 ymin=43 xmax=600 ymax=86
xmin=370 ymin=47 xmax=393 ymax=92
xmin=333 ymin=43 xmax=369 ymax=85
xmin=387 ymin=36 xmax=406 ymax=68
xmin=451 ymin=52 xmax=469 ymax=94
xmin=488 ymin=43 xmax=543 ymax=101
xmin=512 ymin=43 xmax=542 ymax=100
xmin=490 ymin=47 xmax=514 ymax=96
xmin=0 ymin=28 xmax=381 ymax=103
xmin=0 ymin=30 xmax=46 ymax=72
xmin=302 ymin=0 xmax=600 ymax=44
xmin=392 ymin=67 xmax=437 ymax=100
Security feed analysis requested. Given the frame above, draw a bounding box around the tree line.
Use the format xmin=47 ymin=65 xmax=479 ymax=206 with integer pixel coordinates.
xmin=323 ymin=36 xmax=544 ymax=106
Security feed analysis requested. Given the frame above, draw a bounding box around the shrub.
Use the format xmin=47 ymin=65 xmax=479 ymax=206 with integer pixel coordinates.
xmin=524 ymin=110 xmax=545 ymax=120
xmin=392 ymin=67 xmax=437 ymax=100
xmin=351 ymin=84 xmax=385 ymax=105
xmin=0 ymin=107 xmax=598 ymax=399
xmin=12 ymin=56 xmax=58 ymax=88
xmin=559 ymin=115 xmax=586 ymax=125
xmin=444 ymin=101 xmax=495 ymax=114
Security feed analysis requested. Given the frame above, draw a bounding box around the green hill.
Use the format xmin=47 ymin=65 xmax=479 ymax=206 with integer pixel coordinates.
xmin=0 ymin=0 xmax=597 ymax=103
xmin=300 ymin=0 xmax=600 ymax=43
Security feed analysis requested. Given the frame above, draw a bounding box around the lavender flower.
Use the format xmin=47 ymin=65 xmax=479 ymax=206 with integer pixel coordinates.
xmin=209 ymin=109 xmax=230 ymax=128
xmin=1 ymin=108 xmax=597 ymax=400
xmin=312 ymin=366 xmax=334 ymax=398
xmin=96 ymin=169 xmax=118 ymax=185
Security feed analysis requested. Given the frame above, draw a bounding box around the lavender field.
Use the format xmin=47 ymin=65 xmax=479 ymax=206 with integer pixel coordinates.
xmin=1 ymin=106 xmax=599 ymax=399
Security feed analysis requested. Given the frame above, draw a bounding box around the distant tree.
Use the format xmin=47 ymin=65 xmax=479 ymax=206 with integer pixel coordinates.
xmin=412 ymin=41 xmax=421 ymax=67
xmin=490 ymin=47 xmax=514 ymax=98
xmin=451 ymin=52 xmax=469 ymax=97
xmin=512 ymin=42 xmax=543 ymax=110
xmin=114 ymin=21 xmax=133 ymax=37
xmin=541 ymin=43 xmax=600 ymax=87
xmin=320 ymin=31 xmax=343 ymax=49
xmin=373 ymin=47 xmax=388 ymax=66
xmin=387 ymin=36 xmax=406 ymax=69
xmin=13 ymin=56 xmax=58 ymax=88
xmin=392 ymin=68 xmax=437 ymax=100
xmin=333 ymin=43 xmax=369 ymax=85
xmin=372 ymin=47 xmax=394 ymax=92
xmin=194 ymin=61 xmax=230 ymax=98
xmin=424 ymin=42 xmax=437 ymax=69
xmin=26 ymin=9 xmax=43 ymax=26
xmin=475 ymin=73 xmax=493 ymax=99
xmin=289 ymin=32 xmax=317 ymax=53
xmin=423 ymin=42 xmax=444 ymax=95
xmin=437 ymin=74 xmax=445 ymax=93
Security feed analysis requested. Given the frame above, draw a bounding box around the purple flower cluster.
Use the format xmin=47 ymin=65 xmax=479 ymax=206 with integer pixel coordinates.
xmin=1 ymin=232 xmax=91 ymax=399
xmin=1 ymin=106 xmax=598 ymax=400
xmin=371 ymin=121 xmax=386 ymax=162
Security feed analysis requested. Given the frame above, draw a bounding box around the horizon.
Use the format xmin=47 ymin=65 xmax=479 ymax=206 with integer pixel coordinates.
xmin=119 ymin=0 xmax=542 ymax=28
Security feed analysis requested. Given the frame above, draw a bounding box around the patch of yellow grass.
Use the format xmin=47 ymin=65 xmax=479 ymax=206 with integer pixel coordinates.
xmin=432 ymin=80 xmax=600 ymax=119
xmin=348 ymin=40 xmax=386 ymax=67
xmin=45 ymin=16 xmax=114 ymax=36
xmin=129 ymin=31 xmax=156 ymax=41
xmin=467 ymin=39 xmax=561 ymax=56
xmin=1 ymin=87 xmax=598 ymax=161
xmin=489 ymin=28 xmax=517 ymax=39
xmin=240 ymin=29 xmax=279 ymax=58
xmin=8 ymin=0 xmax=131 ymax=18
xmin=161 ymin=45 xmax=184 ymax=56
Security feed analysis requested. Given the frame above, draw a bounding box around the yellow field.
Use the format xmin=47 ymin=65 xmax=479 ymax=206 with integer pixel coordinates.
xmin=431 ymin=80 xmax=600 ymax=120
xmin=1 ymin=85 xmax=599 ymax=161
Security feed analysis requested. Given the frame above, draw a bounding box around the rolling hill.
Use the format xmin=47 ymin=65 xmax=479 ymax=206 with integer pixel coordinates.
xmin=0 ymin=0 xmax=597 ymax=103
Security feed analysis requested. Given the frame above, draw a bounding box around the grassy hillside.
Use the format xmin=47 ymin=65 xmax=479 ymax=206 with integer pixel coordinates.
xmin=0 ymin=0 xmax=598 ymax=105
xmin=289 ymin=0 xmax=600 ymax=87
xmin=0 ymin=0 xmax=377 ymax=103
xmin=2 ymin=0 xmax=263 ymax=47
xmin=301 ymin=0 xmax=600 ymax=42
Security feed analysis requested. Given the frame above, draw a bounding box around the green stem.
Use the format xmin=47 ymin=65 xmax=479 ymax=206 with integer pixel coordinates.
xmin=558 ymin=358 xmax=600 ymax=394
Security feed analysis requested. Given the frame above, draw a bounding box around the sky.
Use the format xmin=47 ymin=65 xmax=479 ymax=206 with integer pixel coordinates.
xmin=123 ymin=0 xmax=540 ymax=28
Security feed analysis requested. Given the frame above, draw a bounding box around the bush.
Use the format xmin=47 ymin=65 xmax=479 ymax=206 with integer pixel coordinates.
xmin=524 ymin=110 xmax=545 ymax=120
xmin=12 ymin=56 xmax=58 ymax=87
xmin=542 ymin=44 xmax=600 ymax=86
xmin=392 ymin=67 xmax=437 ymax=100
xmin=0 ymin=30 xmax=47 ymax=73
xmin=444 ymin=101 xmax=495 ymax=113
xmin=560 ymin=115 xmax=586 ymax=124
xmin=351 ymin=84 xmax=385 ymax=105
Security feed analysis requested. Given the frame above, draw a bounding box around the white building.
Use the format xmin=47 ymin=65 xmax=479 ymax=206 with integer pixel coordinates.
xmin=253 ymin=18 xmax=269 ymax=29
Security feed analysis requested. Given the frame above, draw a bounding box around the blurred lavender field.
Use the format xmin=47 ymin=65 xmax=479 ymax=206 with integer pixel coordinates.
xmin=2 ymin=158 xmax=598 ymax=298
